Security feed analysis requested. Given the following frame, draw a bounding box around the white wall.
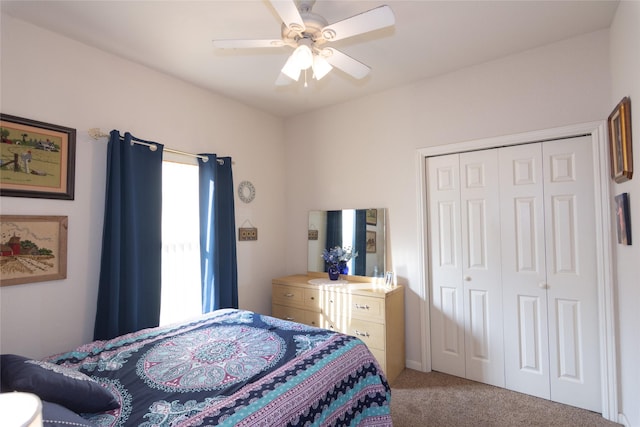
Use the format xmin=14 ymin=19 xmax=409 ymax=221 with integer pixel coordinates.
xmin=609 ymin=2 xmax=640 ymax=426
xmin=0 ymin=15 xmax=287 ymax=359
xmin=283 ymin=29 xmax=612 ymax=379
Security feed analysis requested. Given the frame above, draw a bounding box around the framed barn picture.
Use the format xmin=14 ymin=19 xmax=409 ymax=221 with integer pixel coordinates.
xmin=0 ymin=215 xmax=68 ymax=286
xmin=0 ymin=114 xmax=76 ymax=199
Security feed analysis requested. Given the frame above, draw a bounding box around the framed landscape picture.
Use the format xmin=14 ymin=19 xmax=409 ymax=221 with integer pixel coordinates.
xmin=0 ymin=114 xmax=76 ymax=199
xmin=0 ymin=215 xmax=68 ymax=286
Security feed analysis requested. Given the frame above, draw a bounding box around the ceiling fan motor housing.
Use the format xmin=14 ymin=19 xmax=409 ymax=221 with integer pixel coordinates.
xmin=281 ymin=7 xmax=328 ymax=46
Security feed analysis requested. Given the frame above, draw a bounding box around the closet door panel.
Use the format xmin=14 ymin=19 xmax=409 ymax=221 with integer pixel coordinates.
xmin=543 ymin=137 xmax=601 ymax=412
xmin=499 ymin=144 xmax=550 ymax=399
xmin=460 ymin=150 xmax=504 ymax=387
xmin=427 ymin=154 xmax=465 ymax=377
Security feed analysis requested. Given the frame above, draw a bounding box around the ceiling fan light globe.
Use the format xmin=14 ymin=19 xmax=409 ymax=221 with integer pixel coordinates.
xmin=281 ymin=54 xmax=302 ymax=81
xmin=312 ymin=55 xmax=333 ymax=80
xmin=293 ymin=44 xmax=313 ymax=70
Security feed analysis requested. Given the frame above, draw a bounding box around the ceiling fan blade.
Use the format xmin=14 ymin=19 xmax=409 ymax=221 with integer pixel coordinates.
xmin=320 ymin=5 xmax=395 ymax=42
xmin=270 ymin=0 xmax=305 ymax=33
xmin=213 ymin=39 xmax=286 ymax=49
xmin=321 ymin=48 xmax=370 ymax=79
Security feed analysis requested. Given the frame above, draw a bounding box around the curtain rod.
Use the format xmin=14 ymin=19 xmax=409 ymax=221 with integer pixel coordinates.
xmin=88 ymin=128 xmax=225 ymax=164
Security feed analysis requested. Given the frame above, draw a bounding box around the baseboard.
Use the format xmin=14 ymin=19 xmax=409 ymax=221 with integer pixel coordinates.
xmin=405 ymin=359 xmax=425 ymax=372
xmin=617 ymin=413 xmax=630 ymax=427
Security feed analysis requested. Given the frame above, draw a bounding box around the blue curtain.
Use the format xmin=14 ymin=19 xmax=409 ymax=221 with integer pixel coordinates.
xmin=354 ymin=209 xmax=367 ymax=275
xmin=198 ymin=154 xmax=238 ymax=312
xmin=94 ymin=131 xmax=163 ymax=340
xmin=324 ymin=210 xmax=342 ymax=272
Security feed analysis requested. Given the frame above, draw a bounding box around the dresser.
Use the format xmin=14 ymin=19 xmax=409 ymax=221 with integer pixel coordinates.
xmin=271 ymin=273 xmax=405 ymax=383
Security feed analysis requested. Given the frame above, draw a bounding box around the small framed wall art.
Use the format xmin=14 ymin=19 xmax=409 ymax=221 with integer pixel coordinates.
xmin=366 ymin=209 xmax=377 ymax=226
xmin=0 ymin=114 xmax=76 ymax=199
xmin=614 ymin=193 xmax=632 ymax=245
xmin=0 ymin=215 xmax=68 ymax=286
xmin=366 ymin=230 xmax=376 ymax=253
xmin=608 ymin=97 xmax=633 ymax=183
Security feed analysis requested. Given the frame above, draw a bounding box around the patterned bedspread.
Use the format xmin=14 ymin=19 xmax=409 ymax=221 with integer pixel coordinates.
xmin=46 ymin=309 xmax=392 ymax=426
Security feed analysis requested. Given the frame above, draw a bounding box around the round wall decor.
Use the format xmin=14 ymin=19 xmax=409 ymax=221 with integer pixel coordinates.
xmin=238 ymin=180 xmax=255 ymax=203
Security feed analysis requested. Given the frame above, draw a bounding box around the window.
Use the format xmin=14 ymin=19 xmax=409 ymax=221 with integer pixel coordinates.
xmin=159 ymin=160 xmax=201 ymax=325
xmin=342 ymin=210 xmax=356 ymax=273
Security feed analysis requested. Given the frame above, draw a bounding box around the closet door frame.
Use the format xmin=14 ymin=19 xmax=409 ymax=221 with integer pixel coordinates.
xmin=416 ymin=121 xmax=617 ymax=421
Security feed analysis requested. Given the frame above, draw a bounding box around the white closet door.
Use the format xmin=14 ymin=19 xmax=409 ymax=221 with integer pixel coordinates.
xmin=499 ymin=143 xmax=550 ymax=399
xmin=427 ymin=154 xmax=465 ymax=377
xmin=542 ymin=137 xmax=601 ymax=412
xmin=459 ymin=150 xmax=504 ymax=387
xmin=499 ymin=137 xmax=601 ymax=411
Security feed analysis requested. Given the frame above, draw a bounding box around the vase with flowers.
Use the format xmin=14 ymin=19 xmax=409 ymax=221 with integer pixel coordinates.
xmin=322 ymin=246 xmax=358 ymax=281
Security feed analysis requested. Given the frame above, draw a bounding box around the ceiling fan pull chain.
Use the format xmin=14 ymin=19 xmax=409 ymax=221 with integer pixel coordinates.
xmin=304 ymin=69 xmax=308 ymax=88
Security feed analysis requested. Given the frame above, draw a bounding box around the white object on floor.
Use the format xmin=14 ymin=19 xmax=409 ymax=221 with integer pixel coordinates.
xmin=0 ymin=392 xmax=43 ymax=427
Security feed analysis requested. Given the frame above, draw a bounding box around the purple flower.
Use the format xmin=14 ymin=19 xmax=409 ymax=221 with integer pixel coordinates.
xmin=322 ymin=246 xmax=358 ymax=269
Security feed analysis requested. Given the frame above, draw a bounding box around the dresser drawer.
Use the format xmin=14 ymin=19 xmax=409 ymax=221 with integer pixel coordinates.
xmin=348 ymin=294 xmax=385 ymax=322
xmin=368 ymin=347 xmax=386 ymax=372
xmin=272 ymin=284 xmax=304 ymax=306
xmin=345 ymin=317 xmax=385 ymax=350
xmin=304 ymin=288 xmax=321 ymax=310
xmin=304 ymin=310 xmax=325 ymax=329
xmin=321 ymin=292 xmax=384 ymax=321
xmin=272 ymin=304 xmax=307 ymax=324
xmin=307 ymin=311 xmax=342 ymax=332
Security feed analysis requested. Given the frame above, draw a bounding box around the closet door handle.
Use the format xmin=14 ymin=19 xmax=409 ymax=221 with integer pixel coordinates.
xmin=464 ymin=276 xmax=472 ymax=282
xmin=538 ymin=282 xmax=549 ymax=289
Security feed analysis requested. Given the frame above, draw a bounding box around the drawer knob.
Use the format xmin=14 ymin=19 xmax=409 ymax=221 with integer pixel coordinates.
xmin=355 ymin=304 xmax=370 ymax=310
xmin=310 ymin=296 xmax=315 ymax=300
xmin=354 ymin=330 xmax=370 ymax=337
xmin=284 ymin=293 xmax=294 ymax=298
xmin=285 ymin=317 xmax=294 ymax=321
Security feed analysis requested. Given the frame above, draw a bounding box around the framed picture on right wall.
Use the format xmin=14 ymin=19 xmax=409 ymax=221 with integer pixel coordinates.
xmin=615 ymin=193 xmax=632 ymax=245
xmin=608 ymin=96 xmax=633 ymax=183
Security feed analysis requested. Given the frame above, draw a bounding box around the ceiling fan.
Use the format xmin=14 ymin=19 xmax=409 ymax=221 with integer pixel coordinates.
xmin=212 ymin=0 xmax=395 ymax=86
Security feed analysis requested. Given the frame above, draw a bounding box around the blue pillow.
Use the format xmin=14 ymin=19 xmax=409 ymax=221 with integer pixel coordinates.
xmin=42 ymin=401 xmax=92 ymax=427
xmin=0 ymin=354 xmax=119 ymax=413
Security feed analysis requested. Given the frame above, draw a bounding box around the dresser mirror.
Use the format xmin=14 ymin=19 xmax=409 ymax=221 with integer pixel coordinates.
xmin=308 ymin=208 xmax=386 ymax=278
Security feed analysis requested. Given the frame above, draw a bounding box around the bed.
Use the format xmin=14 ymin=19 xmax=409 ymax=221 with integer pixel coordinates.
xmin=1 ymin=309 xmax=392 ymax=426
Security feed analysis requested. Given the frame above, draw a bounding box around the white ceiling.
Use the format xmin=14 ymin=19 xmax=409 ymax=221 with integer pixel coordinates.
xmin=1 ymin=0 xmax=619 ymax=118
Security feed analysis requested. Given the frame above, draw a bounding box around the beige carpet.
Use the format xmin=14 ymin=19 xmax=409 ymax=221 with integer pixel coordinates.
xmin=389 ymin=369 xmax=620 ymax=427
